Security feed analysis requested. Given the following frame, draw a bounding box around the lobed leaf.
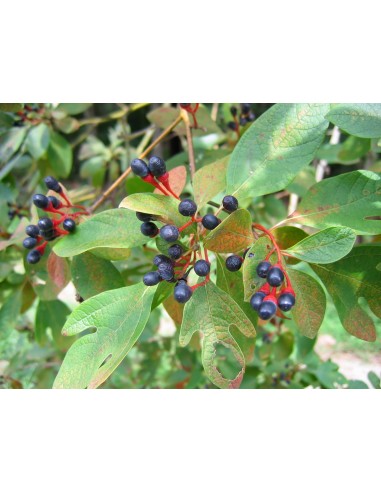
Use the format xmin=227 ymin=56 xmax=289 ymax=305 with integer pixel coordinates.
xmin=326 ymin=103 xmax=381 ymax=138
xmin=290 ymin=170 xmax=381 ymax=235
xmin=226 ymin=103 xmax=330 ymax=201
xmin=119 ymin=193 xmax=187 ymax=227
xmin=311 ymin=245 xmax=381 ymax=342
xmin=203 ymin=209 xmax=253 ymax=253
xmin=288 ymin=269 xmax=326 ymax=339
xmin=285 ymin=227 xmax=356 ymax=264
xmin=53 ymin=209 xmax=146 ymax=257
xmin=179 ymin=280 xmax=255 ymax=389
xmin=71 ymin=252 xmax=125 ymax=299
xmin=53 ymin=283 xmax=157 ymax=389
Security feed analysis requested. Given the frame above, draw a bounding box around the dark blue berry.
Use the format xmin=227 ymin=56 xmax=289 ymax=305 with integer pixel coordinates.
xmin=258 ymin=300 xmax=277 ymax=320
xmin=178 ymin=199 xmax=197 ymax=217
xmin=256 ymin=261 xmax=271 ymax=278
xmin=247 ymin=112 xmax=255 ymax=122
xmin=277 ymin=293 xmax=296 ymax=312
xmin=225 ymin=255 xmax=243 ymax=272
xmin=250 ymin=291 xmax=266 ymax=312
xmin=40 ymin=229 xmax=57 ymax=241
xmin=63 ymin=218 xmax=76 ymax=232
xmin=222 ymin=195 xmax=238 ymax=212
xmin=158 ymin=262 xmax=175 ymax=281
xmin=131 ymin=158 xmax=150 ymax=177
xmin=48 ymin=196 xmax=62 ymax=209
xmin=174 ymin=283 xmax=193 ymax=304
xmin=201 ymin=214 xmax=220 ymax=230
xmin=44 ymin=176 xmax=62 ymax=193
xmin=33 ymin=194 xmax=49 ymax=209
xmin=38 ymin=217 xmax=54 ymax=231
xmin=136 ymin=212 xmax=156 ymax=222
xmin=140 ymin=222 xmax=159 ymax=237
xmin=168 ymin=244 xmax=183 ymax=260
xmin=153 ymin=254 xmax=173 ymax=267
xmin=239 ymin=117 xmax=248 ymax=126
xmin=267 ymin=266 xmax=284 ymax=287
xmin=143 ymin=271 xmax=161 ymax=286
xmin=228 ymin=121 xmax=238 ymax=131
xmin=194 ymin=260 xmax=210 ymax=277
xmin=26 ymin=249 xmax=41 ymax=264
xmin=148 ymin=156 xmax=166 ymax=177
xmin=25 ymin=225 xmax=40 ymax=238
xmin=241 ymin=103 xmax=251 ymax=115
xmin=159 ymin=225 xmax=179 ymax=243
xmin=23 ymin=237 xmax=37 ymax=249
xmin=230 ymin=106 xmax=238 ymax=117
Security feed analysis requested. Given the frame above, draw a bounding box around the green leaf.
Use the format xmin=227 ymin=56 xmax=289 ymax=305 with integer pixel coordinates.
xmin=120 ymin=193 xmax=187 ymax=227
xmin=285 ymin=227 xmax=356 ymax=264
xmin=0 ymin=103 xmax=23 ymax=112
xmin=337 ymin=136 xmax=371 ymax=162
xmin=368 ymin=371 xmax=380 ymax=389
xmin=288 ymin=269 xmax=326 ymax=338
xmin=0 ymin=289 xmax=22 ymax=340
xmin=90 ymin=247 xmax=131 ymax=261
xmin=53 ymin=283 xmax=157 ymax=389
xmin=326 ymin=104 xmax=381 ymax=138
xmin=311 ymin=245 xmax=381 ymax=342
xmin=54 ymin=116 xmax=80 ymax=134
xmin=193 ymin=155 xmax=230 ymax=209
xmin=273 ymin=226 xmax=308 ymax=265
xmin=47 ymin=131 xmax=72 ymax=178
xmin=226 ymin=103 xmax=330 ymax=200
xmin=290 ymin=170 xmax=381 ymax=235
xmin=179 ymin=281 xmax=255 ymax=389
xmin=35 ymin=300 xmax=71 ymax=350
xmin=53 ymin=209 xmax=146 ymax=257
xmin=242 ymin=236 xmax=276 ymax=301
xmin=25 ymin=123 xmax=50 ymax=160
xmin=0 ymin=127 xmax=27 ymax=165
xmin=216 ymin=255 xmax=257 ymax=362
xmin=203 ymin=209 xmax=253 ymax=253
xmin=71 ymin=252 xmax=125 ymax=299
xmin=57 ymin=103 xmax=92 ymax=115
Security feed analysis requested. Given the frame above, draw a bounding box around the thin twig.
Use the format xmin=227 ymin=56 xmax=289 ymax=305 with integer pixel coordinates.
xmin=181 ymin=109 xmax=196 ymax=180
xmin=89 ymin=113 xmax=183 ymax=213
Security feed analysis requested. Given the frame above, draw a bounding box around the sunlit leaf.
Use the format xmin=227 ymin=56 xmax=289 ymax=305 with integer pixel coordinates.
xmin=326 ymin=103 xmax=381 ymax=138
xmin=204 ymin=209 xmax=253 ymax=253
xmin=193 ymin=155 xmax=230 ymax=209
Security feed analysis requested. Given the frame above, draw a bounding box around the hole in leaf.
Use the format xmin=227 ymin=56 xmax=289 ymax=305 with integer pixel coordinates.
xmin=214 ymin=343 xmax=242 ymax=381
xmin=99 ymin=354 xmax=112 ymax=368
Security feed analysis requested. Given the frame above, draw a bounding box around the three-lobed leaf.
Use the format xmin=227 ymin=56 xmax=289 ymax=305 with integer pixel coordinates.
xmin=53 ymin=283 xmax=157 ymax=389
xmin=203 ymin=209 xmax=253 ymax=253
xmin=285 ymin=227 xmax=356 ymax=264
xmin=289 ymin=170 xmax=381 ymax=235
xmin=179 ymin=280 xmax=255 ymax=389
xmin=226 ymin=103 xmax=330 ymax=201
xmin=311 ymin=245 xmax=381 ymax=342
xmin=53 ymin=209 xmax=146 ymax=257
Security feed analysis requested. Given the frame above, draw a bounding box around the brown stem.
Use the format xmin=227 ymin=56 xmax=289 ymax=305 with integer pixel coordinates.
xmin=89 ymin=113 xmax=183 ymax=213
xmin=181 ymin=109 xmax=196 ymax=180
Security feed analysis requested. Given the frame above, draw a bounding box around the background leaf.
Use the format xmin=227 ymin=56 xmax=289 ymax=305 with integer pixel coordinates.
xmin=286 ymin=227 xmax=356 ymax=264
xmin=57 ymin=103 xmax=92 ymax=115
xmin=71 ymin=252 xmax=125 ymax=299
xmin=179 ymin=280 xmax=255 ymax=389
xmin=311 ymin=245 xmax=381 ymax=342
xmin=47 ymin=131 xmax=72 ymax=178
xmin=35 ymin=300 xmax=71 ymax=350
xmin=53 ymin=209 xmax=146 ymax=257
xmin=25 ymin=123 xmax=50 ymax=160
xmin=226 ymin=103 xmax=330 ymax=200
xmin=0 ymin=289 xmax=22 ymax=340
xmin=288 ymin=269 xmax=326 ymax=339
xmin=53 ymin=283 xmax=157 ymax=389
xmin=290 ymin=170 xmax=381 ymax=235
xmin=326 ymin=103 xmax=381 ymax=138
xmin=203 ymin=209 xmax=253 ymax=253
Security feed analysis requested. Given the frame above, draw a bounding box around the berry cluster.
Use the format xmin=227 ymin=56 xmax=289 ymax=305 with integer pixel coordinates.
xmin=15 ymin=104 xmax=44 ymax=126
xmin=132 ymin=156 xmax=245 ymax=304
xmin=22 ymin=176 xmax=88 ymax=264
xmin=250 ymin=260 xmax=296 ymax=321
xmin=227 ymin=103 xmax=255 ymax=138
xmin=7 ymin=202 xmax=27 ymax=220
